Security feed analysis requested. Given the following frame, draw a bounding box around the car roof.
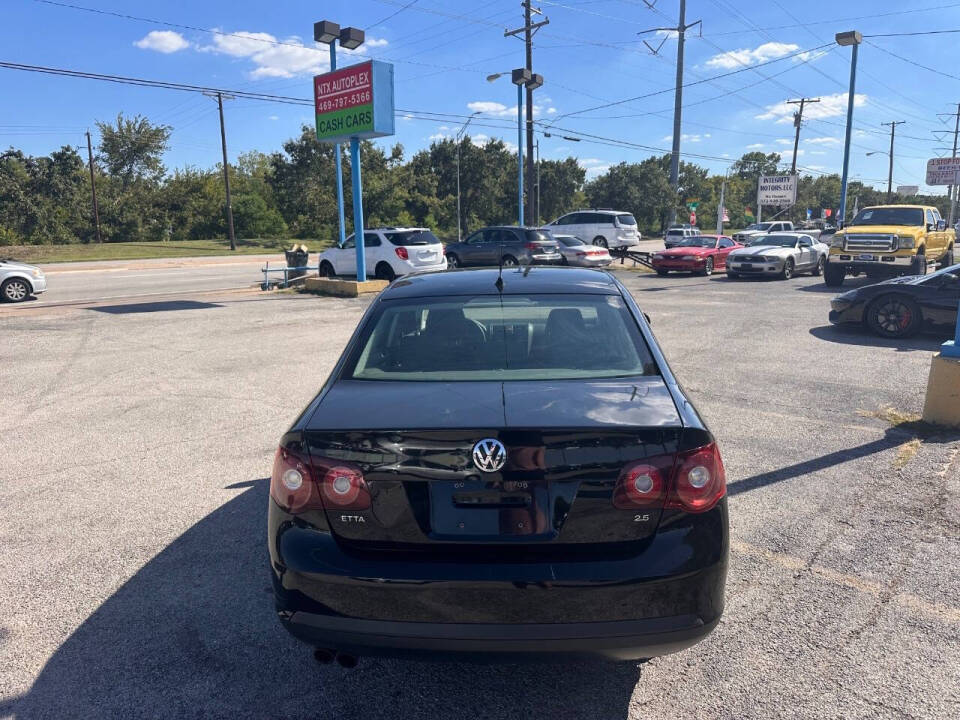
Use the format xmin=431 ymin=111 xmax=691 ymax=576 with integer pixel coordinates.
xmin=382 ymin=267 xmax=621 ymax=299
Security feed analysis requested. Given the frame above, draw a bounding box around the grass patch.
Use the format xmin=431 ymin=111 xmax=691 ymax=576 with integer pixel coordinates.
xmin=1 ymin=238 xmax=315 ymax=264
xmin=858 ymin=407 xmax=943 ymax=470
xmin=894 ymin=438 xmax=923 ymax=469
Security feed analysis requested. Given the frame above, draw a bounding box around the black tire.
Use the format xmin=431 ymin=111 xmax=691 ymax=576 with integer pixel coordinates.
xmin=943 ymin=246 xmax=955 ymax=268
xmin=593 ymin=236 xmax=608 ymax=248
xmin=656 ymin=269 xmax=669 ymax=276
xmin=446 ymin=253 xmax=461 ymax=269
xmin=866 ymin=294 xmax=921 ymax=338
xmin=374 ymin=262 xmax=396 ymax=282
xmin=909 ymin=253 xmax=927 ymax=277
xmin=561 ymin=255 xmax=569 ymax=266
xmin=1 ymin=277 xmax=31 ymax=303
xmin=318 ymin=261 xmax=335 ymax=278
xmin=502 ymin=255 xmax=519 ymax=267
xmin=813 ymin=255 xmax=825 ymax=276
xmin=824 ymin=263 xmax=845 ymax=287
xmin=701 ymin=257 xmax=714 ymax=276
xmin=780 ymin=257 xmax=795 ymax=280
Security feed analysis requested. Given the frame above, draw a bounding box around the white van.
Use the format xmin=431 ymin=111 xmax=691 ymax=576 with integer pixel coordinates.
xmin=544 ymin=209 xmax=641 ymax=249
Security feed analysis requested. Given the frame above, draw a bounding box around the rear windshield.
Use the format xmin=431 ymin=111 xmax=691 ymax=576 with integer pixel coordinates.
xmin=345 ymin=294 xmax=658 ymax=381
xmin=666 ymin=229 xmax=684 ymax=237
xmin=385 ymin=230 xmax=439 ymax=246
xmin=851 ymin=208 xmax=924 ymax=226
xmin=525 ymin=230 xmax=553 ymax=243
xmin=557 ymin=236 xmax=584 ymax=247
xmin=616 ymin=214 xmax=637 ymax=226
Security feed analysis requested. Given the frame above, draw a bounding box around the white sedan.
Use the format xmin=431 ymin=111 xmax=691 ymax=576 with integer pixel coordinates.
xmin=318 ymin=227 xmax=447 ymax=282
xmin=726 ymin=233 xmax=829 ymax=280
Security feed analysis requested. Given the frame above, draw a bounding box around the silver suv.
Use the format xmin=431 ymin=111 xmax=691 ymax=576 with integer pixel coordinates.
xmin=1 ymin=258 xmax=47 ymax=302
xmin=664 ymin=227 xmax=702 ymax=249
xmin=543 ymin=209 xmax=641 ymax=249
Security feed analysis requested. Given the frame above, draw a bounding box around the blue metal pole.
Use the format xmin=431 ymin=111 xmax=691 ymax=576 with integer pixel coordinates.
xmin=838 ymin=42 xmax=859 ymax=226
xmin=330 ymin=44 xmax=347 ymax=248
xmin=517 ymin=83 xmax=524 ymax=226
xmin=350 ymin=137 xmax=366 ymax=280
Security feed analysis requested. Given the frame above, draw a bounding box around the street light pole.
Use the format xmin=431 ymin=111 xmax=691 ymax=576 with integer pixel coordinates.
xmin=329 ymin=42 xmax=347 ymax=249
xmin=836 ymin=30 xmax=862 ymax=227
xmin=455 ymin=112 xmax=480 ymax=241
xmin=517 ymin=81 xmax=524 ymax=226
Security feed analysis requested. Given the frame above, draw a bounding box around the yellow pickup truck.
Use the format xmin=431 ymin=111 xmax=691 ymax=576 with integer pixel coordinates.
xmin=825 ymin=204 xmax=955 ymax=287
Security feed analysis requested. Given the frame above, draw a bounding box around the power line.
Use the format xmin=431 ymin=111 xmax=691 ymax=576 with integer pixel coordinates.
xmin=366 ymin=0 xmax=420 ymax=30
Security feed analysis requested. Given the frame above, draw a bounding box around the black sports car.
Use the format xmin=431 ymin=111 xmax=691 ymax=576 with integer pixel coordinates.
xmin=829 ymin=262 xmax=960 ymax=338
xmin=268 ymin=267 xmax=728 ymax=664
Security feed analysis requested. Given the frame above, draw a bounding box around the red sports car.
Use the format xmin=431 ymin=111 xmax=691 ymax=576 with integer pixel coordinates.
xmin=651 ymin=235 xmax=742 ymax=276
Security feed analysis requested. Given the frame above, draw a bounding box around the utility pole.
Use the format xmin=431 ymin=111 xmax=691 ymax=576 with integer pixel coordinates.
xmin=881 ymin=120 xmax=905 ymax=203
xmin=506 ymin=2 xmax=548 ymax=225
xmin=207 ymin=91 xmax=237 ymax=251
xmin=639 ymin=1 xmax=701 ymax=227
xmin=937 ymin=103 xmax=960 ymax=225
xmin=786 ymin=97 xmax=820 ymax=175
xmin=85 ymin=130 xmax=101 ymax=244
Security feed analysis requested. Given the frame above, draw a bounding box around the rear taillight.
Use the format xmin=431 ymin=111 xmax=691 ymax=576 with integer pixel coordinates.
xmin=667 ymin=443 xmax=726 ymax=513
xmin=524 ymin=242 xmax=539 ymax=250
xmin=395 ymin=247 xmax=409 ymax=260
xmin=613 ymin=459 xmax=669 ymax=509
xmin=612 ymin=443 xmax=726 ymax=514
xmin=269 ymin=446 xmax=370 ymax=513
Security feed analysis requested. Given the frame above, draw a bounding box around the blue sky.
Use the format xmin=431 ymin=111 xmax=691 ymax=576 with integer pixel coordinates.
xmin=3 ymin=0 xmax=960 ymax=193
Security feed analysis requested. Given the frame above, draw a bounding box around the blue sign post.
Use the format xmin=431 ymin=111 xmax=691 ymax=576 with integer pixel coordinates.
xmin=328 ymin=44 xmax=347 ymax=249
xmin=313 ymin=59 xmax=394 ymax=280
xmin=943 ymin=308 xmax=960 ymax=358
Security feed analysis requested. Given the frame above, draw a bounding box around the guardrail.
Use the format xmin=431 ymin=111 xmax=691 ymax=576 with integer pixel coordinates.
xmin=260 ymin=262 xmax=319 ymax=290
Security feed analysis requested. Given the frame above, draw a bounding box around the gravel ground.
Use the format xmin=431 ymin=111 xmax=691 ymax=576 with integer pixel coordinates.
xmin=1 ymin=268 xmax=958 ymax=719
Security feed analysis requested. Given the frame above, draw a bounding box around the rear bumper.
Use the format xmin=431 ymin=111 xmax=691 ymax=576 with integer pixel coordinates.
xmin=280 ymin=609 xmax=719 ymax=661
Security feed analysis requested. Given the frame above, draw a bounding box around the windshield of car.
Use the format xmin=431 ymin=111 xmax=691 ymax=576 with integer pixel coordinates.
xmin=752 ymin=235 xmax=798 ymax=248
xmin=346 ymin=294 xmax=658 ymax=381
xmin=677 ymin=237 xmax=715 ymax=248
xmin=616 ymin=214 xmax=637 ymax=226
xmin=525 ymin=230 xmax=553 ymax=243
xmin=556 ymin=236 xmax=584 ymax=247
xmin=666 ymin=229 xmax=684 ymax=237
xmin=385 ymin=230 xmax=439 ymax=246
xmin=851 ymin=208 xmax=924 ymax=226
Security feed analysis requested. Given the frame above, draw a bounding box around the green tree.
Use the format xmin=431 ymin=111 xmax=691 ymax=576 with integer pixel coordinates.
xmin=96 ymin=113 xmax=171 ymax=190
xmin=538 ymin=158 xmax=585 ymax=223
xmin=585 ymin=159 xmax=675 ymax=236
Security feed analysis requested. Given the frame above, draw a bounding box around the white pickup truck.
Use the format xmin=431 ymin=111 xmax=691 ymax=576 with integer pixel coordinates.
xmin=734 ymin=221 xmax=796 ymax=245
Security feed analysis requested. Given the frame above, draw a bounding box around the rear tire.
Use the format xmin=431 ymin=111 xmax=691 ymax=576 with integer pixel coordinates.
xmin=781 ymin=257 xmax=795 ymax=280
xmin=701 ymin=257 xmax=714 ymax=276
xmin=446 ymin=253 xmax=461 ymax=268
xmin=374 ymin=262 xmax=396 ymax=282
xmin=593 ymin=236 xmax=608 ymax=248
xmin=943 ymin=245 xmax=955 ymax=268
xmin=813 ymin=255 xmax=825 ymax=276
xmin=824 ymin=263 xmax=845 ymax=287
xmin=502 ymin=255 xmax=519 ymax=267
xmin=1 ymin=277 xmax=31 ymax=302
xmin=656 ymin=269 xmax=669 ymax=276
xmin=318 ymin=261 xmax=335 ymax=278
xmin=867 ymin=294 xmax=921 ymax=338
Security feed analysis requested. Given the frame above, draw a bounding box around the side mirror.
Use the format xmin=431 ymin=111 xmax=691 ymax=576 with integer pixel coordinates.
xmin=938 ymin=219 xmax=947 ymax=231
xmin=927 ymin=223 xmax=935 ymax=232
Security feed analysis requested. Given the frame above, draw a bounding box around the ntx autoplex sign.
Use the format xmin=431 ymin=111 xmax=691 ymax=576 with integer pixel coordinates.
xmin=313 ymin=60 xmax=394 ymax=143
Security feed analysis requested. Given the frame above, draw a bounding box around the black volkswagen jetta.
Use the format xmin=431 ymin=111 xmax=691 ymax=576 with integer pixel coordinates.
xmin=268 ymin=267 xmax=728 ymax=663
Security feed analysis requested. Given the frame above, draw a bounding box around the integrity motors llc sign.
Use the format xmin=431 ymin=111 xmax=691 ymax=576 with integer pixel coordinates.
xmin=758 ymin=175 xmax=798 ymax=205
xmin=314 ymin=60 xmax=395 ymax=144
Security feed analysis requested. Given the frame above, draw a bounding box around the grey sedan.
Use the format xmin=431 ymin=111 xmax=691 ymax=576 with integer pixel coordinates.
xmin=551 ymin=234 xmax=613 ymax=267
xmin=445 ymin=227 xmax=561 ymax=268
xmin=1 ymin=258 xmax=47 ymax=302
xmin=726 ymin=233 xmax=829 ymax=280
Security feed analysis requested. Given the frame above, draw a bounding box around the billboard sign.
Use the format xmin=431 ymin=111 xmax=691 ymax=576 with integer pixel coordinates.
xmin=897 ymin=185 xmax=920 ymax=196
xmin=314 ymin=60 xmax=395 ymax=144
xmin=758 ymin=174 xmax=797 ymax=205
xmin=925 ymin=158 xmax=960 ymax=186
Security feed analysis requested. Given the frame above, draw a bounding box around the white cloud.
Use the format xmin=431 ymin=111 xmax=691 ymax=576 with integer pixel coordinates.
xmin=705 ymin=41 xmax=799 ymax=70
xmin=580 ymin=158 xmax=610 ymax=179
xmin=746 ymin=143 xmax=766 ymax=150
xmin=204 ymin=29 xmax=387 ymax=79
xmin=805 ymin=136 xmax=841 ymax=145
xmin=268 ymin=115 xmax=279 ymax=121
xmin=655 ymin=29 xmax=679 ymax=39
xmin=775 ymin=138 xmax=793 ymax=146
xmin=467 ymin=101 xmax=551 ymax=118
xmin=134 ymin=31 xmax=189 ymax=54
xmin=428 ymin=132 xmax=449 ymax=142
xmin=755 ymin=92 xmax=867 ymax=125
xmin=661 ymin=133 xmax=711 ymax=143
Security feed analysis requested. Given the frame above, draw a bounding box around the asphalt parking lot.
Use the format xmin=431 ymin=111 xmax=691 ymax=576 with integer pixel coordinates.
xmin=1 ymin=268 xmax=958 ymax=719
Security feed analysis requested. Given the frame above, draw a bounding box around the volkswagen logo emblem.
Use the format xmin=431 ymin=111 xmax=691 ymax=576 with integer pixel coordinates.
xmin=472 ymin=438 xmax=506 ymax=473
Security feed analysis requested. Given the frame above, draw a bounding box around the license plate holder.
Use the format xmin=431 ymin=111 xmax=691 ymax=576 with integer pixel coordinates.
xmin=857 ymin=253 xmax=875 ymax=261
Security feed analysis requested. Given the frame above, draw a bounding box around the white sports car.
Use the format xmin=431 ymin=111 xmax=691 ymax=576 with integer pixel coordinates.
xmin=726 ymin=233 xmax=829 ymax=280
